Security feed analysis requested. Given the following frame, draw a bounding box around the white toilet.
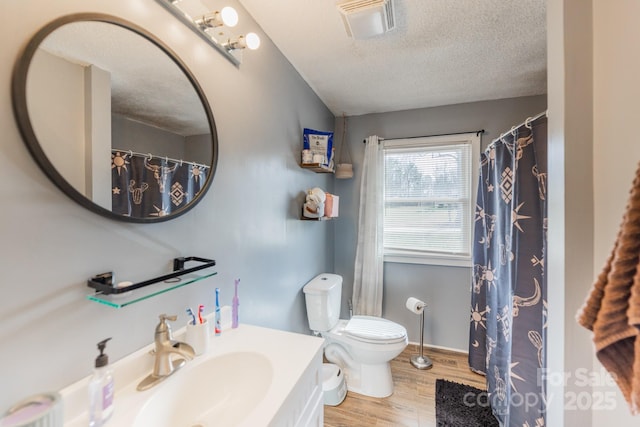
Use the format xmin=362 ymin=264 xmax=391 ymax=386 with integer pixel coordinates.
xmin=303 ymin=273 xmax=408 ymax=398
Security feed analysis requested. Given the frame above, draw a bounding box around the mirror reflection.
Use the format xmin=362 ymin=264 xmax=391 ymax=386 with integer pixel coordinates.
xmin=16 ymin=15 xmax=217 ymax=222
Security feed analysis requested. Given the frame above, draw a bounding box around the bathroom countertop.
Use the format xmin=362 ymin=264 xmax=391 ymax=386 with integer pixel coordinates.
xmin=60 ymin=318 xmax=324 ymax=427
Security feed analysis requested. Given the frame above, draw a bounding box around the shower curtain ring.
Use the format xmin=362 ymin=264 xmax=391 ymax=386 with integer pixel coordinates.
xmin=525 ymin=117 xmax=533 ymax=129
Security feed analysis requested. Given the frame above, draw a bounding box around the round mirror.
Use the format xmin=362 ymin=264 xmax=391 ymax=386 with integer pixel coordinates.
xmin=12 ymin=13 xmax=218 ymax=223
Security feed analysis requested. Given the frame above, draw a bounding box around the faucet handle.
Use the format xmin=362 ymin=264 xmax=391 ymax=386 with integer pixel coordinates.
xmin=159 ymin=314 xmax=177 ymax=322
xmin=156 ymin=314 xmax=177 ymax=338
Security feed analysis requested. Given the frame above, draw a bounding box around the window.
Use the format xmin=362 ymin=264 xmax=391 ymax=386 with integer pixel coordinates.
xmin=383 ymin=133 xmax=480 ymax=266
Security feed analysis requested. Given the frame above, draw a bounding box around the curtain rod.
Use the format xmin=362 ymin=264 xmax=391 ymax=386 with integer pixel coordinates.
xmin=490 ymin=110 xmax=548 ymax=145
xmin=362 ymin=129 xmax=485 ymax=143
xmin=112 ymin=148 xmax=210 ymax=169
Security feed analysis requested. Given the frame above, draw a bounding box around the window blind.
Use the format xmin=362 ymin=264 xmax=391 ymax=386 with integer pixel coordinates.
xmin=383 ymin=134 xmax=478 ymax=264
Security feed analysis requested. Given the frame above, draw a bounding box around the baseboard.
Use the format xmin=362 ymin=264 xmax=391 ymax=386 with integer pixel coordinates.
xmin=407 ymin=341 xmax=468 ymax=355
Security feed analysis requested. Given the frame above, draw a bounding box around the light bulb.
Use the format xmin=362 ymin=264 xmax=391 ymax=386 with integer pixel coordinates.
xmin=220 ymin=6 xmax=238 ymax=27
xmin=245 ymin=32 xmax=260 ymax=50
xmin=225 ymin=33 xmax=261 ymax=51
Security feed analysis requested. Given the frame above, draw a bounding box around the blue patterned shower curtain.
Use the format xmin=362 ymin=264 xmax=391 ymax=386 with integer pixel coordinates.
xmin=468 ymin=115 xmax=547 ymax=427
xmin=111 ymin=150 xmax=208 ymax=218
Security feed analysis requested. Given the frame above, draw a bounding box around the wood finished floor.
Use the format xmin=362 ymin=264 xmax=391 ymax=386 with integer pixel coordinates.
xmin=323 ymin=344 xmax=486 ymax=427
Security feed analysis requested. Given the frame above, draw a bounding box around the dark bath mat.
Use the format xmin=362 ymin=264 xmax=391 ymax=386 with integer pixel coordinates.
xmin=435 ymin=379 xmax=499 ymax=427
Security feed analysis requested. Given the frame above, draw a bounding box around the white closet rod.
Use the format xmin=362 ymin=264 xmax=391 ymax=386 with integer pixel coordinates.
xmin=112 ymin=148 xmax=210 ymax=169
xmin=490 ymin=110 xmax=548 ymax=146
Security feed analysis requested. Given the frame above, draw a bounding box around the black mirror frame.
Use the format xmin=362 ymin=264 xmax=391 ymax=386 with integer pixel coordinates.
xmin=11 ymin=13 xmax=218 ymax=223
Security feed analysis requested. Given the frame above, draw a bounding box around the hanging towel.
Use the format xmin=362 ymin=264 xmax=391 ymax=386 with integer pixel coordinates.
xmin=577 ymin=161 xmax=640 ymax=414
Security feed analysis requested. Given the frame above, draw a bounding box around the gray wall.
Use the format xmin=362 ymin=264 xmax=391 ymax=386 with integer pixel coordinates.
xmin=112 ymin=115 xmax=186 ymax=159
xmin=333 ymin=95 xmax=547 ymax=351
xmin=0 ymin=0 xmax=334 ymax=411
xmin=112 ymin=116 xmax=213 ymax=166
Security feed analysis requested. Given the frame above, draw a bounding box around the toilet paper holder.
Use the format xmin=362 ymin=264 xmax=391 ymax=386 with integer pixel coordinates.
xmin=406 ymin=297 xmax=433 ymax=370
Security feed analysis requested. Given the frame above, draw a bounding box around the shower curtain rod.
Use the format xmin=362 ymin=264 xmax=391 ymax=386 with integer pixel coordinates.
xmin=490 ymin=110 xmax=548 ymax=145
xmin=362 ymin=129 xmax=485 ymax=143
xmin=111 ymin=148 xmax=210 ymax=169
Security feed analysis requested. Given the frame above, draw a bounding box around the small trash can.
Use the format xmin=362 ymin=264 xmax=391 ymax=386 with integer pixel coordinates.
xmin=322 ymin=363 xmax=347 ymax=406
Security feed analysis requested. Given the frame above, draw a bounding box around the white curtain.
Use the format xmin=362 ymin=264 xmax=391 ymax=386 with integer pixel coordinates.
xmin=352 ymin=135 xmax=384 ymax=316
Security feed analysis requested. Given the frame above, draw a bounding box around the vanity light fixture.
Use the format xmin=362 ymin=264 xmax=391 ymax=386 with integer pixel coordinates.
xmin=225 ymin=32 xmax=261 ymax=51
xmin=156 ymin=0 xmax=260 ymax=66
xmin=195 ymin=6 xmax=238 ymax=29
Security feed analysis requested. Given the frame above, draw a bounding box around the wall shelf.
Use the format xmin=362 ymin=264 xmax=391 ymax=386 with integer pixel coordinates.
xmin=300 ymin=215 xmax=333 ymax=221
xmin=86 ymin=257 xmax=216 ymax=308
xmin=300 ymin=163 xmax=334 ymax=174
xmin=300 ymin=207 xmax=336 ymax=221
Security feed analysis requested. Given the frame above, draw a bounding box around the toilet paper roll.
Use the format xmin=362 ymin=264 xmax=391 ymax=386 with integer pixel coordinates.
xmin=406 ymin=297 xmax=426 ymax=315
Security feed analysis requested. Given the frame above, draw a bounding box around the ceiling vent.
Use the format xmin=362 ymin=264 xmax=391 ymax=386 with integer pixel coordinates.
xmin=336 ymin=0 xmax=396 ymax=39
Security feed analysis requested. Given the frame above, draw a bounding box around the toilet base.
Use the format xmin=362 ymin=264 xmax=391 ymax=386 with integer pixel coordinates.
xmin=342 ymin=362 xmax=394 ymax=398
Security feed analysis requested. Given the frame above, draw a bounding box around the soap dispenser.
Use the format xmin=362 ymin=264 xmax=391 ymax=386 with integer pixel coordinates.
xmin=88 ymin=338 xmax=114 ymax=427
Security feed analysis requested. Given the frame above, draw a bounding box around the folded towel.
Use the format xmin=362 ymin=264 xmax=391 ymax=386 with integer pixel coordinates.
xmin=577 ymin=161 xmax=640 ymax=414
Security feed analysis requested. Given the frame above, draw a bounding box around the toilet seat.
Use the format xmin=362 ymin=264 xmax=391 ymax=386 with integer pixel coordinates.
xmin=344 ymin=316 xmax=407 ymax=344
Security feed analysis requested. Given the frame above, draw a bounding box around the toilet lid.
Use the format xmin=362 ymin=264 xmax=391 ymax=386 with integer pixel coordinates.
xmin=344 ymin=316 xmax=407 ymax=343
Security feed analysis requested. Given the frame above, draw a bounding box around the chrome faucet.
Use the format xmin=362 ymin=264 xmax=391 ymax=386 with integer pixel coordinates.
xmin=137 ymin=314 xmax=195 ymax=391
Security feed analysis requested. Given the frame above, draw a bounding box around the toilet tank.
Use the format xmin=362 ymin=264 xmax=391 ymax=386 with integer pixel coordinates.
xmin=303 ymin=273 xmax=342 ymax=332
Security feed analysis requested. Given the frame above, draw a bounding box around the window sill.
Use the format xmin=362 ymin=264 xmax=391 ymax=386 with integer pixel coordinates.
xmin=384 ymin=254 xmax=471 ymax=268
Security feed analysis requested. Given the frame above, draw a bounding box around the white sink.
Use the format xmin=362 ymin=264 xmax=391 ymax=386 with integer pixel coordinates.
xmin=60 ymin=322 xmax=324 ymax=427
xmin=133 ymin=352 xmax=272 ymax=427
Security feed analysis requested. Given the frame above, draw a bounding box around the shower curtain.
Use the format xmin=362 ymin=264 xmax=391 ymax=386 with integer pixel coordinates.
xmin=111 ymin=150 xmax=209 ymax=218
xmin=468 ymin=115 xmax=547 ymax=427
xmin=352 ymin=135 xmax=384 ymax=316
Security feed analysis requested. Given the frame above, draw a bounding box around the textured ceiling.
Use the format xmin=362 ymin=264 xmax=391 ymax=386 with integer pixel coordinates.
xmin=237 ymin=0 xmax=547 ymax=116
xmin=39 ymin=1 xmax=547 ymax=131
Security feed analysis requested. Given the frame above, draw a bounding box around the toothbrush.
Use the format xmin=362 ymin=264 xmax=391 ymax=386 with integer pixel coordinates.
xmin=197 ymin=304 xmax=204 ymax=324
xmin=215 ymin=288 xmax=221 ymax=335
xmin=232 ymin=279 xmax=240 ymax=329
xmin=186 ymin=307 xmax=196 ymax=325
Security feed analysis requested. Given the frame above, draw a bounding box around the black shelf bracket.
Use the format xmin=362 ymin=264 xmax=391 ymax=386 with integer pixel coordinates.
xmin=88 ymin=256 xmax=216 ymax=295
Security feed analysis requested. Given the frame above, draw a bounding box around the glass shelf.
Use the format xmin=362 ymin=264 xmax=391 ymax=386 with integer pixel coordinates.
xmin=87 ymin=271 xmax=217 ymax=308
